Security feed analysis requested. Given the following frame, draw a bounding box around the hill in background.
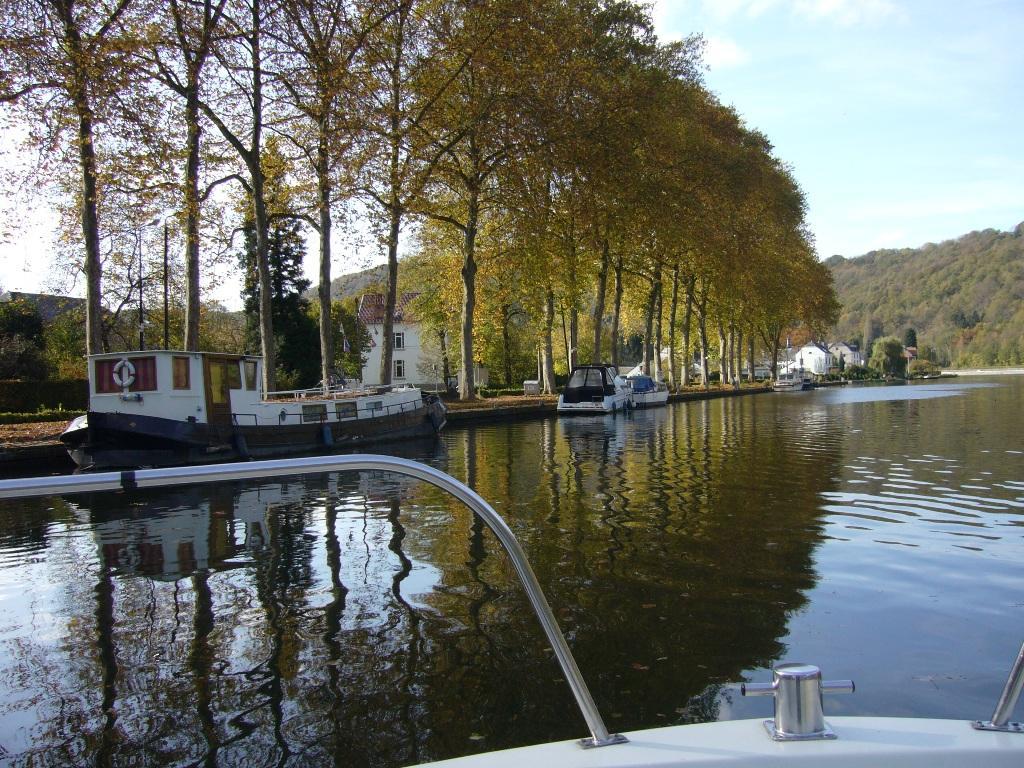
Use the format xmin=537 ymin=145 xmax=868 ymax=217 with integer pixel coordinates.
xmin=826 ymin=222 xmax=1024 ymax=367
xmin=325 ymin=263 xmax=388 ymax=302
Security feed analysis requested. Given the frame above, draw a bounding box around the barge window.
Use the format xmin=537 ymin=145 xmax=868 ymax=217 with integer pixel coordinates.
xmin=172 ymin=357 xmax=190 ymax=389
xmin=226 ymin=362 xmax=242 ymax=389
xmin=95 ymin=356 xmax=157 ymax=393
xmin=302 ymin=404 xmax=327 ymax=423
xmin=336 ymin=402 xmax=357 ymax=419
xmin=243 ymin=360 xmax=257 ymax=390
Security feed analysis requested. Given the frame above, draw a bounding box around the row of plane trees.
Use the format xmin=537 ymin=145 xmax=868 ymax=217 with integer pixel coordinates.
xmin=0 ymin=0 xmax=838 ymax=398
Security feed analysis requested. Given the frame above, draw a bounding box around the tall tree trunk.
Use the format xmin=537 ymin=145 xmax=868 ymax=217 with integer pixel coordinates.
xmin=728 ymin=324 xmax=735 ymax=383
xmin=459 ymin=185 xmax=478 ymax=400
xmin=61 ymin=7 xmax=103 ymax=354
xmin=250 ymin=0 xmax=275 ymax=392
xmin=736 ymin=327 xmax=744 ymax=383
xmin=668 ymin=265 xmax=679 ymax=390
xmin=717 ymin=321 xmax=727 ymax=384
xmin=567 ymin=237 xmax=578 ymax=370
xmin=610 ymin=254 xmax=623 ymax=368
xmin=591 ymin=234 xmax=609 ymax=363
xmin=167 ymin=0 xmax=227 ymax=351
xmin=381 ymin=9 xmax=407 ymax=387
xmin=183 ymin=85 xmax=203 ymax=351
xmin=501 ymin=303 xmax=512 ymax=385
xmin=317 ymin=125 xmax=334 ymax=392
xmin=642 ymin=277 xmax=656 ymax=375
xmin=382 ymin=202 xmax=400 ymax=385
xmin=748 ymin=336 xmax=755 ymax=383
xmin=569 ymin=306 xmax=578 ymax=371
xmin=542 ymin=288 xmax=556 ymax=393
xmin=654 ymin=267 xmax=663 ymax=381
xmin=697 ymin=286 xmax=709 ymax=390
xmin=682 ymin=273 xmax=694 ymax=386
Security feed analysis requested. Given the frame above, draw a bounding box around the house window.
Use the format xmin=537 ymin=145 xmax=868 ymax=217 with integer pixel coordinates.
xmin=394 ymin=331 xmax=405 ymax=350
xmin=172 ymin=357 xmax=190 ymax=389
xmin=394 ymin=359 xmax=405 ymax=379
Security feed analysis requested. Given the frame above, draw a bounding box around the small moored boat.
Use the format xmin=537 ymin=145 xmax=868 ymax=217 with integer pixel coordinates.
xmin=627 ymin=374 xmax=669 ymax=408
xmin=61 ymin=350 xmax=446 ymax=469
xmin=557 ymin=365 xmax=632 ymax=414
xmin=773 ymin=369 xmax=812 ymax=391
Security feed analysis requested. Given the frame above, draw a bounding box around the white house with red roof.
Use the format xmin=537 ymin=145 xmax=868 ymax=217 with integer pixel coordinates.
xmin=357 ymin=292 xmax=427 ymax=386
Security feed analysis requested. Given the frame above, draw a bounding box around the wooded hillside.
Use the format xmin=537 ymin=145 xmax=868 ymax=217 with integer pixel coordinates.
xmin=827 ymin=222 xmax=1024 ymax=367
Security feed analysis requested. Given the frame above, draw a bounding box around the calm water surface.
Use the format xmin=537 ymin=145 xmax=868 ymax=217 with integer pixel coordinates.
xmin=1 ymin=377 xmax=1022 ymax=766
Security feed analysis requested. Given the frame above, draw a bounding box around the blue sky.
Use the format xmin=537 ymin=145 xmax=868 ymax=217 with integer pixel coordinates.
xmin=652 ymin=0 xmax=1024 ymax=257
xmin=1 ymin=0 xmax=1021 ymax=300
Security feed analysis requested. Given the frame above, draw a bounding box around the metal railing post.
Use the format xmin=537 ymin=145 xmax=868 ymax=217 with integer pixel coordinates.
xmin=974 ymin=640 xmax=1024 ymax=732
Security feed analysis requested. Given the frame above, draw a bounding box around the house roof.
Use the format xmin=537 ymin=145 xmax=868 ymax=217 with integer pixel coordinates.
xmin=357 ymin=292 xmax=420 ymax=325
xmin=0 ymin=291 xmax=85 ymax=322
xmin=829 ymin=341 xmax=860 ymax=352
xmin=798 ymin=341 xmax=832 ymax=354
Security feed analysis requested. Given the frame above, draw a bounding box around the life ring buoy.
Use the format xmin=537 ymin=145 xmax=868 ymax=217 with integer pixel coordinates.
xmin=112 ymin=357 xmax=136 ymax=389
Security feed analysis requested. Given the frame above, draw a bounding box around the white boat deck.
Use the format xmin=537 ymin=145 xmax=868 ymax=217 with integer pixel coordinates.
xmin=419 ymin=717 xmax=1024 ymax=767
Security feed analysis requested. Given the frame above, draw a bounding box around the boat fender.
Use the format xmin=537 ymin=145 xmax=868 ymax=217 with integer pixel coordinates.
xmin=112 ymin=358 xmax=136 ymax=389
xmin=232 ymin=431 xmax=250 ymax=459
xmin=320 ymin=424 xmax=334 ymax=447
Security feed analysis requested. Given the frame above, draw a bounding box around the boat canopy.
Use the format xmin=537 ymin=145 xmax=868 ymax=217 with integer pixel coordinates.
xmin=562 ymin=366 xmax=617 ymax=403
xmin=628 ymin=375 xmax=656 ymax=393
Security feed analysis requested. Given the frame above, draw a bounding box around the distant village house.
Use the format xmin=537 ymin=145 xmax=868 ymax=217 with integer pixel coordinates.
xmin=357 ymin=292 xmax=424 ymax=387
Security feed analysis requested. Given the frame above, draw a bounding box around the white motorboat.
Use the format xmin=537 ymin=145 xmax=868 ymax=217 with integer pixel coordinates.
xmin=2 ymin=455 xmax=1021 ymax=768
xmin=773 ymin=369 xmax=812 ymax=391
xmin=627 ymin=374 xmax=669 ymax=407
xmin=60 ymin=350 xmax=446 ymax=469
xmin=558 ymin=365 xmax=633 ymax=413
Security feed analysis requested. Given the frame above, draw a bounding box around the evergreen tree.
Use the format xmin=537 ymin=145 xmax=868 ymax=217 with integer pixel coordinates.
xmin=239 ymin=217 xmax=320 ymax=388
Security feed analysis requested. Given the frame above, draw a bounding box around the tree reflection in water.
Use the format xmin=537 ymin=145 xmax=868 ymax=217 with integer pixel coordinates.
xmin=0 ymin=393 xmax=847 ymax=767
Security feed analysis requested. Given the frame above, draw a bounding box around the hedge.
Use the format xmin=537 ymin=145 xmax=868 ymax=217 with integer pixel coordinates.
xmin=0 ymin=409 xmax=84 ymax=425
xmin=0 ymin=379 xmax=89 ymax=412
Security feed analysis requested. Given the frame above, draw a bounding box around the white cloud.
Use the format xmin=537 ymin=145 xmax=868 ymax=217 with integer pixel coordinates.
xmin=652 ymin=0 xmax=778 ymax=29
xmin=704 ymin=36 xmax=752 ymax=69
xmin=699 ymin=0 xmax=779 ymax=21
xmin=793 ymin=0 xmax=904 ymax=26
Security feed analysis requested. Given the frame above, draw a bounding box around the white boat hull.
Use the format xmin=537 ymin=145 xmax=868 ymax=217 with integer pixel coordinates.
xmin=557 ymin=391 xmax=632 ymax=414
xmin=631 ymin=390 xmax=669 ymax=408
xmin=418 ymin=717 xmax=1024 ymax=767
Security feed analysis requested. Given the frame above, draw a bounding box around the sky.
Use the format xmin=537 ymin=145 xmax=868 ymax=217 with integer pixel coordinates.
xmin=652 ymin=0 xmax=1024 ymax=257
xmin=1 ymin=0 xmax=1022 ymax=304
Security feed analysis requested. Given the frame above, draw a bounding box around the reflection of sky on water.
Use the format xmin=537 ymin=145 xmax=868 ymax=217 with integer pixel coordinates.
xmin=815 ymin=382 xmax=1000 ymax=404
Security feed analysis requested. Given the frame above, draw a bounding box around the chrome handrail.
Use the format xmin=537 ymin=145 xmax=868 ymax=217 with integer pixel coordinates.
xmin=0 ymin=454 xmax=625 ymax=749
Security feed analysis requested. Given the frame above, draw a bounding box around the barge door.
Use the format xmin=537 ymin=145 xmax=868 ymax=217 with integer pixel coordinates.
xmin=203 ymin=357 xmax=235 ymax=440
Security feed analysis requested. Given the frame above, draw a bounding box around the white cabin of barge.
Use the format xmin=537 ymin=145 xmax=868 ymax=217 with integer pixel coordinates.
xmin=87 ymin=350 xmax=426 ymax=428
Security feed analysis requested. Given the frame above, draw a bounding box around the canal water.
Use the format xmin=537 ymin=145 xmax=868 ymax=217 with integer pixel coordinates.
xmin=0 ymin=377 xmax=1021 ymax=766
